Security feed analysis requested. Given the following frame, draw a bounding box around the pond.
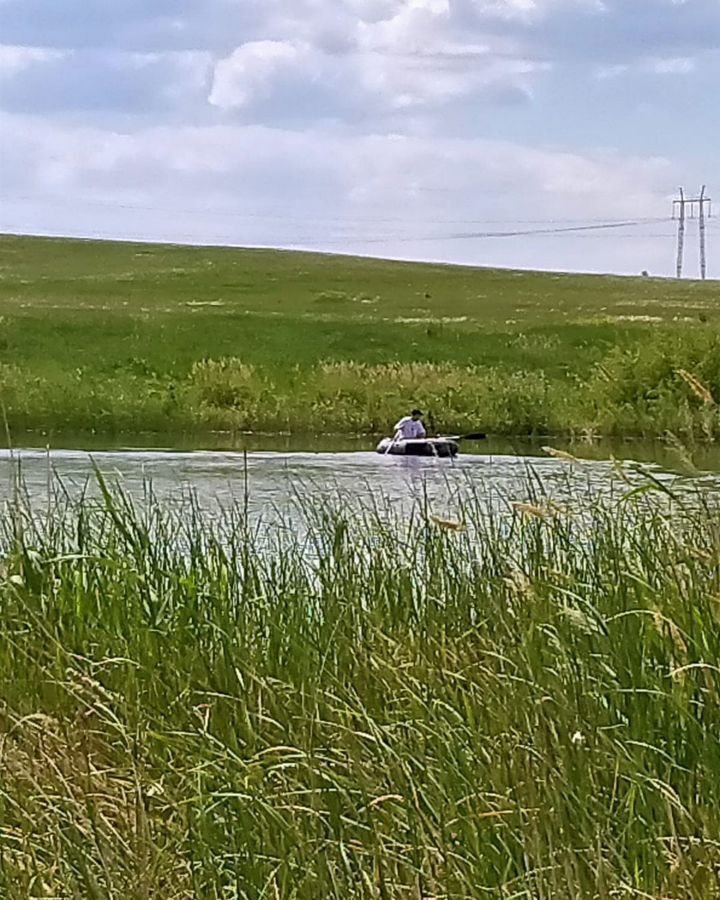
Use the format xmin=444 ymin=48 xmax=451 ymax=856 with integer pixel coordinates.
xmin=1 ymin=432 xmax=716 ymax=524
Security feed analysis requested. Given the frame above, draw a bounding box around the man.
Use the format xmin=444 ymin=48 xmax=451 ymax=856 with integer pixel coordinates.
xmin=393 ymin=409 xmax=426 ymax=440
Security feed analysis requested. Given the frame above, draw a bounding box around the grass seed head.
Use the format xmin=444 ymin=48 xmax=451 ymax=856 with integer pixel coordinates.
xmin=429 ymin=514 xmax=466 ymax=532
xmin=676 ymin=369 xmax=716 ymax=407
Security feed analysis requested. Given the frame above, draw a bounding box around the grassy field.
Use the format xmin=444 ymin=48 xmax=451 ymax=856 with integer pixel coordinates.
xmin=2 ymin=474 xmax=720 ymax=897
xmin=1 ymin=233 xmax=720 ymax=438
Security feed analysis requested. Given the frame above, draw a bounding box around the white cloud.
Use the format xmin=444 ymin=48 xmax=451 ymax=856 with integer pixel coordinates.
xmin=0 ymin=0 xmax=717 ymax=275
xmin=0 ymin=111 xmax=678 ymax=274
xmin=3 ymin=1 xmax=716 ymax=125
xmin=651 ymin=56 xmax=695 ymax=74
xmin=358 ymin=0 xmax=450 ymax=52
xmin=360 ymin=50 xmax=543 ymax=110
xmin=206 ymin=5 xmax=547 ymax=123
xmin=209 ymin=41 xmax=303 ymax=109
xmin=596 ymin=54 xmax=696 ymax=79
xmin=0 ymin=47 xmax=212 ymax=114
xmin=0 ymin=43 xmax=67 ymax=76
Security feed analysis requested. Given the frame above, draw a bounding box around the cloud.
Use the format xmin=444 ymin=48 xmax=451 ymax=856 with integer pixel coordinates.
xmin=353 ymin=0 xmax=547 ymax=109
xmin=209 ymin=41 xmax=307 ymax=110
xmin=596 ymin=55 xmax=697 ymax=79
xmin=0 ymin=111 xmax=676 ymax=275
xmin=0 ymin=0 xmax=717 ymax=276
xmin=206 ymin=1 xmax=548 ymax=124
xmin=521 ymin=0 xmax=720 ymax=64
xmin=650 ymin=57 xmax=696 ymax=75
xmin=208 ymin=39 xmax=542 ymax=120
xmin=0 ymin=44 xmax=67 ymax=76
xmin=0 ymin=45 xmax=212 ymax=115
xmin=2 ymin=0 xmax=718 ymax=63
xmin=2 ymin=0 xmax=717 ymax=124
xmin=0 ymin=1 xmax=265 ymax=52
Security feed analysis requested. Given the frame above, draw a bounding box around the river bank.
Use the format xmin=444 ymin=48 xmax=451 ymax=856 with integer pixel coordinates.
xmin=3 ymin=340 xmax=720 ymax=440
xmin=1 ymin=234 xmax=719 ymax=440
xmin=2 ymin=474 xmax=720 ymax=897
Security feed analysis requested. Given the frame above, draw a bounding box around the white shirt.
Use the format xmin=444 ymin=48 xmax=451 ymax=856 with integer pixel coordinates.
xmin=394 ymin=416 xmax=426 ymax=439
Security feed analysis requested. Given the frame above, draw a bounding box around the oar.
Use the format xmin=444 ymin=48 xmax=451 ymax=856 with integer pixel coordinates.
xmin=442 ymin=431 xmax=487 ymax=441
xmin=384 ymin=430 xmax=402 ymax=454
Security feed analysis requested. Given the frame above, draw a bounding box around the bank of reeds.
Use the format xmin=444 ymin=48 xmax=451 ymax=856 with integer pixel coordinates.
xmin=3 ymin=329 xmax=720 ymax=439
xmin=1 ymin=472 xmax=720 ymax=898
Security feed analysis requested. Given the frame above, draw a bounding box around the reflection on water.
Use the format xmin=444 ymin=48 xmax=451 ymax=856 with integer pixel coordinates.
xmin=6 ymin=429 xmax=720 ymax=474
xmin=0 ymin=442 xmax=710 ymax=528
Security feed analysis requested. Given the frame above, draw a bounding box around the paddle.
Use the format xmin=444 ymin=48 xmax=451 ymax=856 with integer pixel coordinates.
xmin=442 ymin=431 xmax=487 ymax=441
xmin=384 ymin=430 xmax=402 ymax=454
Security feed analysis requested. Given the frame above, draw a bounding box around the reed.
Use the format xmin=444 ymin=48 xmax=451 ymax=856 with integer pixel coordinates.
xmin=1 ymin=471 xmax=720 ymax=897
xmin=2 ymin=234 xmax=720 ymax=439
xmin=4 ymin=344 xmax=720 ymax=440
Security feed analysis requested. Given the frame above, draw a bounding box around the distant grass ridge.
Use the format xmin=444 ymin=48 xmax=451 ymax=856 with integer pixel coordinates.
xmin=1 ymin=473 xmax=720 ymax=896
xmin=1 ymin=233 xmax=719 ymax=438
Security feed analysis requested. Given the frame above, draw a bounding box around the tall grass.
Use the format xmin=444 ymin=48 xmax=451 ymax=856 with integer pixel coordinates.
xmin=3 ymin=233 xmax=720 ymax=439
xmin=4 ymin=329 xmax=720 ymax=439
xmin=189 ymin=331 xmax=720 ymax=438
xmin=2 ymin=473 xmax=720 ymax=897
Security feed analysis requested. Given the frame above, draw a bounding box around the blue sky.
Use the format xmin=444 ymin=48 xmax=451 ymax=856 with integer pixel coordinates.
xmin=0 ymin=0 xmax=717 ymax=275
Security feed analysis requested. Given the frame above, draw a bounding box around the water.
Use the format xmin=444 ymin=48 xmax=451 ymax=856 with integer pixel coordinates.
xmin=1 ymin=434 xmax=713 ymax=526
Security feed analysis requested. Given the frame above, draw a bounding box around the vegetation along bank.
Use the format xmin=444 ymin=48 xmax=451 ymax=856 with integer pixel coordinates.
xmin=2 ymin=475 xmax=720 ymax=897
xmin=1 ymin=233 xmax=719 ymax=438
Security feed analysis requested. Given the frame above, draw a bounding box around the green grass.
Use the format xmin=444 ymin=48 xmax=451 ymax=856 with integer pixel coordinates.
xmin=2 ymin=472 xmax=720 ymax=897
xmin=1 ymin=233 xmax=720 ymax=437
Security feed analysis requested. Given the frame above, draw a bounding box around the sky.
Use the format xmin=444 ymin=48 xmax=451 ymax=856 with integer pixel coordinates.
xmin=0 ymin=0 xmax=718 ymax=276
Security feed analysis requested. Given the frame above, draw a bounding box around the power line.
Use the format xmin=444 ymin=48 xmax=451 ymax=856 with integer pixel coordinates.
xmin=0 ymin=193 xmax=669 ymax=228
xmin=0 ymin=220 xmax=676 ymax=249
xmin=316 ymin=220 xmax=662 ymax=245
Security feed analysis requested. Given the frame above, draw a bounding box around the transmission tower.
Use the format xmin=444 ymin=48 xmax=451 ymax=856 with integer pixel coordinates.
xmin=674 ymin=188 xmax=686 ymax=278
xmin=673 ymin=186 xmax=712 ymax=279
xmin=699 ymin=185 xmax=709 ymax=280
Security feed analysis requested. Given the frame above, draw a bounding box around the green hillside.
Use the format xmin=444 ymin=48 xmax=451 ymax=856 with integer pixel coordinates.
xmin=0 ymin=233 xmax=719 ymax=437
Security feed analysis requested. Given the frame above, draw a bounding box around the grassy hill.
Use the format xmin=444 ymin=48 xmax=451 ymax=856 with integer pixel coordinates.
xmin=1 ymin=233 xmax=719 ymax=438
